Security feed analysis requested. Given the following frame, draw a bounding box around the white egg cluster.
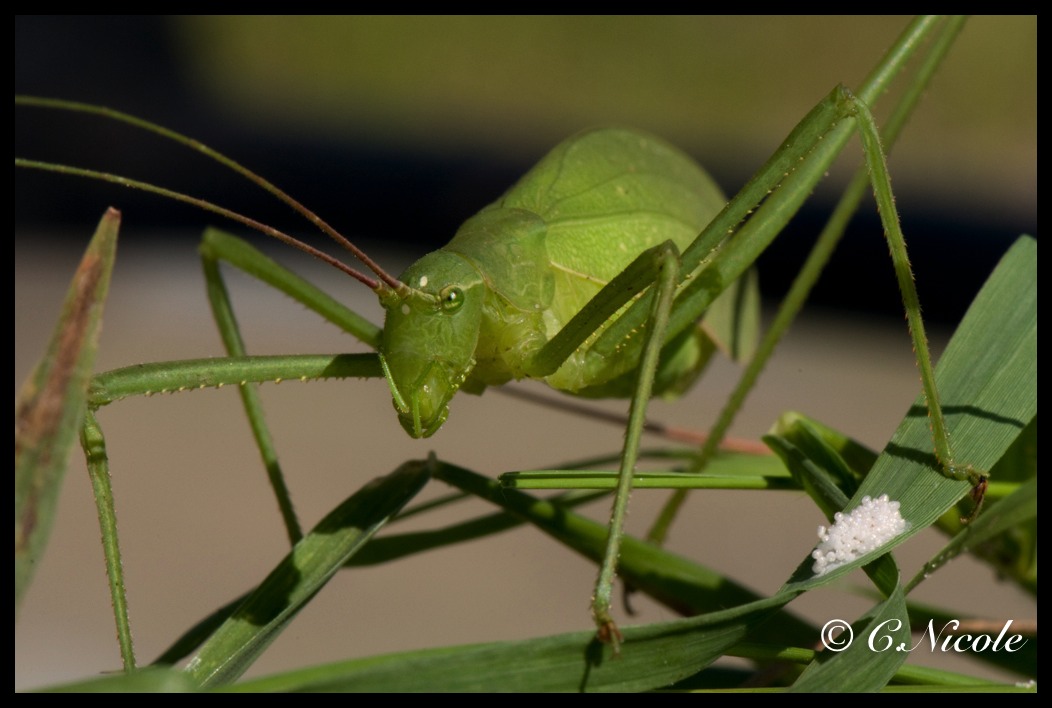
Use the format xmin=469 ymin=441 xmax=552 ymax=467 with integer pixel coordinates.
xmin=811 ymin=494 xmax=908 ymax=576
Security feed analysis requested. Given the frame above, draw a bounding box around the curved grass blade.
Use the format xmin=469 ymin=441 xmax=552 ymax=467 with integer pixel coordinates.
xmin=346 ymin=489 xmax=608 ymax=566
xmin=226 ymin=592 xmax=796 ymax=692
xmin=33 ymin=666 xmax=199 ymax=693
xmin=15 ymin=209 xmax=119 ymax=612
xmin=907 ymin=476 xmax=1037 ymax=594
xmin=789 ymin=577 xmax=910 ymax=692
xmin=904 ymin=598 xmax=1037 ymax=679
xmin=153 ymin=489 xmax=607 ymax=665
xmin=185 ymin=459 xmax=431 ymax=688
xmin=437 ymin=461 xmax=816 ymax=643
xmin=764 ymin=415 xmax=863 ymax=517
xmin=781 ymin=236 xmax=1037 ymax=592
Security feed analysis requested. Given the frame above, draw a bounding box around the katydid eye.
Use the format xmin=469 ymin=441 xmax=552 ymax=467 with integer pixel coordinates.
xmin=439 ymin=286 xmax=464 ymax=312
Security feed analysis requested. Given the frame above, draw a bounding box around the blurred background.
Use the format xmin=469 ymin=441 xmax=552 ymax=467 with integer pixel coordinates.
xmin=16 ymin=15 xmax=1036 ymax=323
xmin=16 ymin=16 xmax=1035 ymax=690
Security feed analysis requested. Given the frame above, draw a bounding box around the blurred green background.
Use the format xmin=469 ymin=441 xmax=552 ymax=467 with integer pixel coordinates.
xmin=16 ymin=15 xmax=1036 ymax=323
xmin=171 ymin=15 xmax=1034 ymax=204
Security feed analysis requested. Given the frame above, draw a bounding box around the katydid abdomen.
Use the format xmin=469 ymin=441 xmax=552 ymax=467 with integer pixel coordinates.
xmin=379 ymin=127 xmax=732 ymax=437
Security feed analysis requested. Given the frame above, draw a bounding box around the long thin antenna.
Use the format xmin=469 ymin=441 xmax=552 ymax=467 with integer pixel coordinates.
xmin=15 ymin=95 xmax=406 ymax=293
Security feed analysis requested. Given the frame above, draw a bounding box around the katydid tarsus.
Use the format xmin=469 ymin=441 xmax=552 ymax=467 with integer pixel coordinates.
xmin=15 ymin=15 xmax=987 ymax=660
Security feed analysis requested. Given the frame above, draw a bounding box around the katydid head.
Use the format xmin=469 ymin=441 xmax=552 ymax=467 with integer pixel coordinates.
xmin=16 ymin=96 xmax=491 ymax=440
xmin=378 ymin=251 xmax=485 ymax=438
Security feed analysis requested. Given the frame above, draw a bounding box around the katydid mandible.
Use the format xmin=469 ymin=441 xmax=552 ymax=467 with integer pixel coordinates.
xmin=14 ymin=16 xmax=982 ymax=653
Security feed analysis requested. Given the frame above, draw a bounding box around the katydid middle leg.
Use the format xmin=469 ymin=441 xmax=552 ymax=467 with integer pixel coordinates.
xmin=525 ymin=240 xmax=685 ymax=652
xmin=197 ymin=228 xmax=387 ymax=546
xmin=591 ymin=243 xmax=680 ymax=653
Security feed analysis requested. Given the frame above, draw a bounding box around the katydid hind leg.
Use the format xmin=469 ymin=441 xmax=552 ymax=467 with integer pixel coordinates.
xmin=646 ymin=20 xmax=980 ymax=557
xmin=848 ymin=90 xmax=984 ymax=493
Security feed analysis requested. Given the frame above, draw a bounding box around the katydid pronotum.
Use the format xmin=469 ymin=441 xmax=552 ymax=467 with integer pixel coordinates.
xmin=16 ymin=15 xmax=1022 ymax=677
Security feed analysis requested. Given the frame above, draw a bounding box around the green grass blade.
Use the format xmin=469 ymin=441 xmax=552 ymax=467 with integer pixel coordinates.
xmin=725 ymin=640 xmax=1015 ymax=690
xmin=33 ymin=666 xmax=200 ymax=693
xmin=153 ymin=489 xmax=605 ymax=666
xmin=15 ymin=209 xmax=119 ymax=613
xmin=765 ymin=416 xmax=863 ymax=516
xmin=503 ymin=469 xmax=795 ymax=491
xmin=768 ymin=412 xmax=880 ymax=480
xmin=437 ymin=461 xmax=816 ymax=643
xmin=501 ymin=450 xmax=790 ymax=490
xmin=790 ymin=579 xmax=910 ymax=692
xmin=346 ymin=489 xmax=607 ymax=565
xmin=769 ymin=410 xmax=1033 ymax=580
xmin=185 ymin=460 xmax=431 ymax=688
xmin=764 ymin=414 xmax=907 ymax=598
xmin=782 ymin=235 xmax=1037 ymax=592
xmin=226 ymin=593 xmax=796 ymax=692
xmin=904 ymin=598 xmax=1037 ymax=679
xmin=886 ymin=666 xmax=1032 ymax=691
xmin=907 ymin=476 xmax=1037 ymax=594
xmin=153 ymin=595 xmax=248 ymax=666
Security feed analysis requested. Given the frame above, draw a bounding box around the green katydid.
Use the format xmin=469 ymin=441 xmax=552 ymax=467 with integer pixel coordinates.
xmin=15 ymin=15 xmax=991 ymax=662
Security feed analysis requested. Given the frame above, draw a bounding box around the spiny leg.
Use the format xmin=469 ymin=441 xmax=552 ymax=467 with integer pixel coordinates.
xmin=200 ymin=234 xmax=301 ymax=545
xmin=516 ymin=238 xmax=692 ymax=648
xmin=664 ymin=84 xmax=986 ymax=495
xmin=616 ymin=84 xmax=987 ymax=502
xmin=198 ymin=228 xmax=387 ymax=546
xmin=80 ymin=409 xmax=136 ymax=671
xmin=847 ymin=91 xmax=982 ymax=491
xmin=646 ymin=16 xmax=972 ymax=547
xmin=577 ymin=19 xmax=967 ymax=400
xmin=525 ymin=240 xmax=686 ymax=379
xmin=591 ymin=242 xmax=680 ymax=653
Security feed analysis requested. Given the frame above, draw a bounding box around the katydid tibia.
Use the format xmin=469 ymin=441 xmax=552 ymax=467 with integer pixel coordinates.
xmin=14 ymin=16 xmax=983 ymax=656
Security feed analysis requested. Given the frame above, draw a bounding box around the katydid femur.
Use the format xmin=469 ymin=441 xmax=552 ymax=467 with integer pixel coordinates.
xmin=14 ymin=15 xmax=981 ymax=653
